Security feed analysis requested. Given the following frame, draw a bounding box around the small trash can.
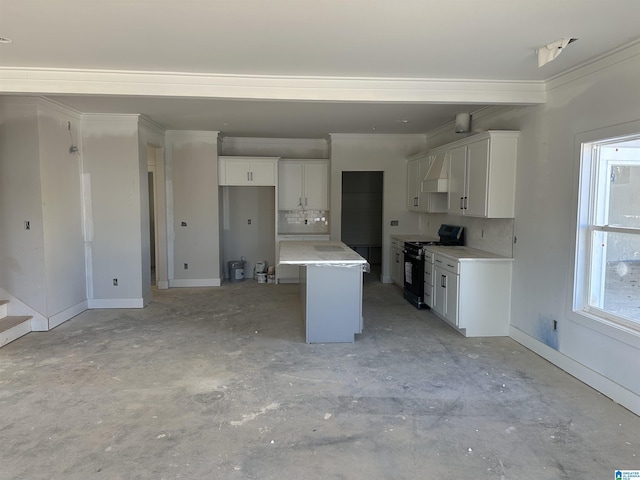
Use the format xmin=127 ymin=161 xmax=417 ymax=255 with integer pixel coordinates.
xmin=228 ymin=261 xmax=245 ymax=282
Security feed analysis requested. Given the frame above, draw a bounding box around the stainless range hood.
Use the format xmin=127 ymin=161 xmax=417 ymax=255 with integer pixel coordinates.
xmin=421 ymin=152 xmax=449 ymax=193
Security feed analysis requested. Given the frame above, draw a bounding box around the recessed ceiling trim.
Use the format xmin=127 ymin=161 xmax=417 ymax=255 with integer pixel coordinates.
xmin=0 ymin=67 xmax=547 ymax=105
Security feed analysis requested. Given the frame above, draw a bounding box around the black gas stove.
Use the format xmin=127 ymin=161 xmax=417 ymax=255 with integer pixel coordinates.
xmin=403 ymin=224 xmax=464 ymax=309
xmin=404 ymin=224 xmax=465 ymax=254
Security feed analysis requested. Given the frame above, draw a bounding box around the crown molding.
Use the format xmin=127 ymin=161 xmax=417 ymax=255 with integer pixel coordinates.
xmin=329 ymin=133 xmax=426 ymax=142
xmin=0 ymin=67 xmax=546 ymax=105
xmin=138 ymin=115 xmax=166 ymax=136
xmin=545 ymin=38 xmax=640 ymax=92
xmin=165 ymin=130 xmax=220 ymax=142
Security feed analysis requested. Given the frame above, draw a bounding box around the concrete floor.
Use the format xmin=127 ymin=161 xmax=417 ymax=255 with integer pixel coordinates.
xmin=1 ymin=274 xmax=638 ymax=480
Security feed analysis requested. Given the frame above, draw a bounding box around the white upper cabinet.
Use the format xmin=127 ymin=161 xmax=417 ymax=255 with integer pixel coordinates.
xmin=278 ymin=159 xmax=329 ymax=210
xmin=445 ymin=131 xmax=519 ymax=218
xmin=406 ymin=157 xmax=421 ymax=210
xmin=406 ymin=154 xmax=447 ymax=213
xmin=219 ymin=156 xmax=279 ymax=186
xmin=447 ymin=145 xmax=467 ymax=215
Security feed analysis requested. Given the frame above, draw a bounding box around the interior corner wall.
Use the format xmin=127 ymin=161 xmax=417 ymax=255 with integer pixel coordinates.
xmin=166 ymin=131 xmax=221 ymax=287
xmin=0 ymin=99 xmax=47 ymax=318
xmin=82 ymin=115 xmax=145 ymax=307
xmin=37 ymin=101 xmax=87 ymax=325
xmin=329 ymin=134 xmax=426 ymax=282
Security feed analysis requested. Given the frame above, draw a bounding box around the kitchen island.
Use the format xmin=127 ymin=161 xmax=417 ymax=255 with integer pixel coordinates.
xmin=278 ymin=241 xmax=369 ymax=343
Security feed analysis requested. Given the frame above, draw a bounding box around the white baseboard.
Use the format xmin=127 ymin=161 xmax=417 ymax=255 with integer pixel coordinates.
xmin=156 ymin=280 xmax=169 ymax=290
xmin=88 ymin=298 xmax=145 ymax=309
xmin=169 ymin=278 xmax=221 ymax=287
xmin=48 ymin=300 xmax=88 ymax=329
xmin=509 ymin=325 xmax=640 ymax=416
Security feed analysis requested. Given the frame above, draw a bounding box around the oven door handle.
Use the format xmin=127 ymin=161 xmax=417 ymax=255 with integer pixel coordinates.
xmin=403 ymin=251 xmax=422 ymax=261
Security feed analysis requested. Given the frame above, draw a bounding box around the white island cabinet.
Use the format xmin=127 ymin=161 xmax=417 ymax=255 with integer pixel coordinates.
xmin=278 ymin=241 xmax=368 ymax=343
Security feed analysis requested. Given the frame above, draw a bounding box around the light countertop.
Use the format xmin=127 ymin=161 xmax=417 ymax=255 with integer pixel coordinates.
xmin=391 ymin=234 xmax=439 ymax=243
xmin=279 ymin=241 xmax=368 ymax=265
xmin=423 ymin=245 xmax=513 ymax=261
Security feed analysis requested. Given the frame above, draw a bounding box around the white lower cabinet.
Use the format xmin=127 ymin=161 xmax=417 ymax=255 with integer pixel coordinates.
xmin=429 ymin=253 xmax=512 ymax=337
xmin=423 ymin=250 xmax=434 ymax=308
xmin=432 ymin=256 xmax=459 ymax=326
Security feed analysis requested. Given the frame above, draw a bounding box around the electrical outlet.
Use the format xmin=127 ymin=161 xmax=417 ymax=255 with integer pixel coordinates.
xmin=184 ymin=263 xmax=188 ymax=269
xmin=24 ymin=221 xmax=30 ymax=230
xmin=553 ymin=320 xmax=558 ymax=331
xmin=181 ymin=221 xmax=187 ymax=227
xmin=390 ymin=220 xmax=399 ymax=226
xmin=67 ymin=121 xmax=71 ymax=131
xmin=113 ymin=278 xmax=118 ymax=286
xmin=248 ymin=219 xmax=251 ymax=225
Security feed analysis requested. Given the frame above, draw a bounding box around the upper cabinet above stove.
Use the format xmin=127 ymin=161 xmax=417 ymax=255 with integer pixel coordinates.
xmin=406 ymin=154 xmax=448 ymax=214
xmin=407 ymin=131 xmax=519 ymax=218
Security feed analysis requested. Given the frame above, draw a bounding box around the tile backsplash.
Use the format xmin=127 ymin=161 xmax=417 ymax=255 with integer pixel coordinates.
xmin=278 ymin=210 xmax=330 ymax=234
xmin=422 ymin=214 xmax=515 ymax=257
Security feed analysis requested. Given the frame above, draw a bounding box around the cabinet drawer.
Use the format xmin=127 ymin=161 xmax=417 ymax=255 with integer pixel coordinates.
xmin=433 ymin=254 xmax=459 ymax=274
xmin=424 ymin=260 xmax=434 ymax=284
xmin=423 ymin=282 xmax=433 ymax=307
xmin=391 ymin=238 xmax=401 ymax=249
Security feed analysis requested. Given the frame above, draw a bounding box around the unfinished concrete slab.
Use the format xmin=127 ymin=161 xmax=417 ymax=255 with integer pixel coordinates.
xmin=0 ymin=279 xmax=637 ymax=479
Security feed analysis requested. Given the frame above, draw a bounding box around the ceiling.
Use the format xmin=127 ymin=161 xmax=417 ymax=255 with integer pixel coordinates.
xmin=2 ymin=0 xmax=640 ymax=138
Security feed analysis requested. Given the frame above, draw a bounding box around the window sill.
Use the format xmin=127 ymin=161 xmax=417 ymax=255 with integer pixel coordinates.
xmin=568 ymin=308 xmax=640 ymax=349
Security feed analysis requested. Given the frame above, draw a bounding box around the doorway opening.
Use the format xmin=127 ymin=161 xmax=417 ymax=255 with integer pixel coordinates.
xmin=341 ymin=171 xmax=383 ymax=282
xmin=147 ymin=144 xmax=165 ymax=290
xmin=148 ymin=171 xmax=156 ymax=285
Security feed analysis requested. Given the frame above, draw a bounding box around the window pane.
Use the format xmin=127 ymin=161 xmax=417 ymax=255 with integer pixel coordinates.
xmin=590 ymin=231 xmax=640 ymax=321
xmin=608 ymin=165 xmax=640 ymax=227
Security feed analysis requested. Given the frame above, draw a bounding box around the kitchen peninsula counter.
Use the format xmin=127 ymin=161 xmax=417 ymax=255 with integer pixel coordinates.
xmin=278 ymin=241 xmax=368 ymax=343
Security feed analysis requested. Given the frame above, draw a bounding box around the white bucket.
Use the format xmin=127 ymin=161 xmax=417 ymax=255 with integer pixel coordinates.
xmin=257 ymin=273 xmax=267 ymax=283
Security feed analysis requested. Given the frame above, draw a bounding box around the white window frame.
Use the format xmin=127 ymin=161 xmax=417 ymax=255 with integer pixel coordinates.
xmin=573 ymin=124 xmax=640 ymax=335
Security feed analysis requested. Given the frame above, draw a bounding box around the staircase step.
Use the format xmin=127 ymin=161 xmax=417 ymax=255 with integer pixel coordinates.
xmin=0 ymin=316 xmax=32 ymax=347
xmin=0 ymin=300 xmax=8 ymax=318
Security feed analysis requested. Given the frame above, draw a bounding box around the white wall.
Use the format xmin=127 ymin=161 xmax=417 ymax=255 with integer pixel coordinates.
xmin=0 ymin=99 xmax=47 ymax=317
xmin=166 ymin=131 xmax=221 ymax=287
xmin=424 ymin=45 xmax=640 ymax=414
xmin=329 ymin=134 xmax=426 ymax=281
xmin=220 ymin=137 xmax=329 ymax=159
xmin=37 ymin=101 xmax=87 ymax=326
xmin=222 ymin=186 xmax=276 ymax=278
xmin=82 ymin=115 xmax=146 ymax=307
xmin=0 ymin=98 xmax=87 ymax=329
